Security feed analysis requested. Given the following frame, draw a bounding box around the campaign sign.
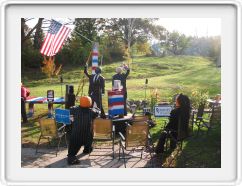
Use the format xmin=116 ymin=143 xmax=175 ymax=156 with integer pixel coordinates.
xmin=47 ymin=90 xmax=54 ymax=102
xmin=55 ymin=108 xmax=71 ymax=125
xmin=154 ymin=105 xmax=173 ymax=117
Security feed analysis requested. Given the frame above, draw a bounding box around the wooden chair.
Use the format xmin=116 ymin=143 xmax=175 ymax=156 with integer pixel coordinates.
xmin=194 ymin=103 xmax=205 ymax=136
xmin=195 ymin=105 xmax=221 ymax=135
xmin=165 ymin=115 xmax=191 ymax=153
xmin=118 ymin=121 xmax=154 ymax=168
xmin=91 ymin=118 xmax=115 ymax=159
xmin=163 ymin=116 xmax=192 ymax=167
xmin=202 ymin=106 xmax=221 ymax=135
xmin=132 ymin=115 xmax=148 ymax=122
xmin=36 ymin=118 xmax=67 ymax=156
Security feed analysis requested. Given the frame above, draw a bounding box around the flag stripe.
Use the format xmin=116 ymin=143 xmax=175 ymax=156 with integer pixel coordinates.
xmin=40 ymin=20 xmax=71 ymax=56
xmin=54 ymin=27 xmax=71 ymax=54
xmin=40 ymin=33 xmax=51 ymax=54
xmin=52 ymin=26 xmax=66 ymax=53
xmin=45 ymin=35 xmax=55 ymax=56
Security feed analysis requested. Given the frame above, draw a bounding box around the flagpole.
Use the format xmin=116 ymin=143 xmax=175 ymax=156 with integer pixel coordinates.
xmin=74 ymin=30 xmax=94 ymax=43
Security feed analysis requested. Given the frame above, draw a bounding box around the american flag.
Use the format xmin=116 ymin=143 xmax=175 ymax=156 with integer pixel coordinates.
xmin=40 ymin=19 xmax=71 ymax=56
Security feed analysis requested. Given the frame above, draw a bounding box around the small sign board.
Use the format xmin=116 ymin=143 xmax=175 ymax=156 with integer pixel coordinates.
xmin=55 ymin=108 xmax=71 ymax=125
xmin=47 ymin=90 xmax=54 ymax=102
xmin=154 ymin=105 xmax=173 ymax=117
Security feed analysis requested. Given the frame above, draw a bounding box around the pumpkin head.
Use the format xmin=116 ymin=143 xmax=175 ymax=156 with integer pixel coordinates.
xmin=80 ymin=96 xmax=92 ymax=108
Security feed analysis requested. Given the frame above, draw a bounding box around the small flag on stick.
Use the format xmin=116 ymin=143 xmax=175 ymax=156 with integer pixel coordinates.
xmin=40 ymin=19 xmax=71 ymax=56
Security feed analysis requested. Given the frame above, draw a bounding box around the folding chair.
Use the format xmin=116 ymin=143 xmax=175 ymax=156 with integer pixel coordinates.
xmin=132 ymin=115 xmax=148 ymax=122
xmin=194 ymin=103 xmax=205 ymax=136
xmin=202 ymin=106 xmax=221 ymax=135
xmin=165 ymin=115 xmax=191 ymax=154
xmin=91 ymin=118 xmax=115 ymax=159
xmin=118 ymin=122 xmax=154 ymax=168
xmin=35 ymin=117 xmax=67 ymax=156
xmin=163 ymin=116 xmax=192 ymax=167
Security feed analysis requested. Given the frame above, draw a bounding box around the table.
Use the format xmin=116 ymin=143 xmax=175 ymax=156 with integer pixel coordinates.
xmin=111 ymin=114 xmax=133 ymax=135
xmin=26 ymin=96 xmax=65 ymax=117
xmin=207 ymin=99 xmax=221 ymax=105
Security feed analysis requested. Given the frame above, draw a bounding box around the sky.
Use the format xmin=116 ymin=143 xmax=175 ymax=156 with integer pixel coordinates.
xmin=26 ymin=18 xmax=221 ymax=38
xmin=156 ymin=18 xmax=221 ymax=37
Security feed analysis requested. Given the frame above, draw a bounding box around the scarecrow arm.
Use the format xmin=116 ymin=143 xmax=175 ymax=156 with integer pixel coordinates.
xmin=84 ymin=65 xmax=91 ymax=79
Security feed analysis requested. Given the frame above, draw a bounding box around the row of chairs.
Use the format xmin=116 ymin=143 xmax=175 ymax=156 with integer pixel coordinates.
xmin=193 ymin=104 xmax=221 ymax=136
xmin=35 ymin=116 xmax=154 ymax=168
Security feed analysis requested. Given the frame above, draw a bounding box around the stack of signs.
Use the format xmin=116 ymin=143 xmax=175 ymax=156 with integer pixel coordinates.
xmin=108 ymin=90 xmax=124 ymax=118
xmin=92 ymin=42 xmax=99 ymax=74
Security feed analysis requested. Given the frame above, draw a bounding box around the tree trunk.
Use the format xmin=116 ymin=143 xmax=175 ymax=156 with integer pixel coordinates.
xmin=33 ymin=18 xmax=44 ymax=49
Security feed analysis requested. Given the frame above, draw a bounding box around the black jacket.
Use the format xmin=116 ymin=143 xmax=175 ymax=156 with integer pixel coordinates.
xmin=84 ymin=68 xmax=105 ymax=96
xmin=165 ymin=108 xmax=180 ymax=131
xmin=165 ymin=107 xmax=189 ymax=138
xmin=112 ymin=69 xmax=130 ymax=92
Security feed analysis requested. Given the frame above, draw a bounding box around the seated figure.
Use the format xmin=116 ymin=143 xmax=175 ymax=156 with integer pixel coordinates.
xmin=155 ymin=94 xmax=191 ymax=154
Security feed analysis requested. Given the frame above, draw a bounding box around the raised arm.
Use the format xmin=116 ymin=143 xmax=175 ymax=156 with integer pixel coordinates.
xmin=112 ymin=75 xmax=114 ymax=87
xmin=84 ymin=65 xmax=91 ymax=79
xmin=124 ymin=68 xmax=130 ymax=78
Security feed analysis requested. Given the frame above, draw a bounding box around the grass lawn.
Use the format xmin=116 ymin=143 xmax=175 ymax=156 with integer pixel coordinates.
xmin=21 ymin=55 xmax=221 ymax=167
xmin=22 ymin=56 xmax=220 ymax=110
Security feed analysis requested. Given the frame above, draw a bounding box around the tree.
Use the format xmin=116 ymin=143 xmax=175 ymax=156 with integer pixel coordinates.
xmin=166 ymin=31 xmax=190 ymax=55
xmin=21 ymin=18 xmax=44 ymax=46
xmin=33 ymin=18 xmax=44 ymax=49
xmin=135 ymin=41 xmax=152 ymax=55
xmin=102 ymin=18 xmax=166 ymax=64
xmin=184 ymin=36 xmax=221 ymax=66
xmin=104 ymin=18 xmax=165 ymax=48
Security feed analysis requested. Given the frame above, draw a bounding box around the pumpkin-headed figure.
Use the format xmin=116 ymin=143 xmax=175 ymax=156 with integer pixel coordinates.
xmin=80 ymin=96 xmax=92 ymax=108
xmin=67 ymin=96 xmax=100 ymax=165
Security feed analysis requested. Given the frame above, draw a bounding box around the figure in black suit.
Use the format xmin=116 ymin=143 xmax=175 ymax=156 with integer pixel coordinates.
xmin=84 ymin=65 xmax=106 ymax=118
xmin=112 ymin=65 xmax=130 ymax=115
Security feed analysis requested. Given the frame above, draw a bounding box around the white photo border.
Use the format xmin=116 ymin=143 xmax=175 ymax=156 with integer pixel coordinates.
xmin=0 ymin=0 xmax=242 ymax=185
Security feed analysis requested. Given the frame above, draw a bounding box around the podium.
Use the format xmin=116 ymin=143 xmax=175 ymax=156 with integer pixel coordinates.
xmin=108 ymin=90 xmax=124 ymax=118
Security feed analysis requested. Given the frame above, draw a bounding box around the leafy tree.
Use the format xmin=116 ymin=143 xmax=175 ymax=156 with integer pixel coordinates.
xmin=184 ymin=36 xmax=221 ymax=66
xmin=101 ymin=18 xmax=166 ymax=64
xmin=135 ymin=41 xmax=152 ymax=55
xmin=166 ymin=31 xmax=190 ymax=55
xmin=104 ymin=18 xmax=165 ymax=48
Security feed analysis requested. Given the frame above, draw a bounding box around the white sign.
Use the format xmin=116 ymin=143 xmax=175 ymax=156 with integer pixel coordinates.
xmin=154 ymin=105 xmax=173 ymax=117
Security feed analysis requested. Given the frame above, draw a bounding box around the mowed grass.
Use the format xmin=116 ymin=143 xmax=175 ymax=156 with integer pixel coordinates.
xmin=22 ymin=55 xmax=221 ymax=167
xmin=22 ymin=55 xmax=221 ymax=105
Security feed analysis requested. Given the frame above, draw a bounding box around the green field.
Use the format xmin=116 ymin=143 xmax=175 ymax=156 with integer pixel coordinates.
xmin=21 ymin=55 xmax=221 ymax=167
xmin=22 ymin=55 xmax=221 ymax=109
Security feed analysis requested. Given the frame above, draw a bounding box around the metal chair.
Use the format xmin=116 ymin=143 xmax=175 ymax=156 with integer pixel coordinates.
xmin=163 ymin=116 xmax=192 ymax=167
xmin=35 ymin=117 xmax=67 ymax=156
xmin=118 ymin=121 xmax=154 ymax=168
xmin=194 ymin=104 xmax=220 ymax=136
xmin=91 ymin=118 xmax=115 ymax=159
xmin=202 ymin=106 xmax=221 ymax=134
xmin=165 ymin=116 xmax=190 ymax=150
xmin=194 ymin=103 xmax=205 ymax=136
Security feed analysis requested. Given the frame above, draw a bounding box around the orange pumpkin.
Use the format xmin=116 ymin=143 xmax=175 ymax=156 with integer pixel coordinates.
xmin=80 ymin=96 xmax=92 ymax=108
